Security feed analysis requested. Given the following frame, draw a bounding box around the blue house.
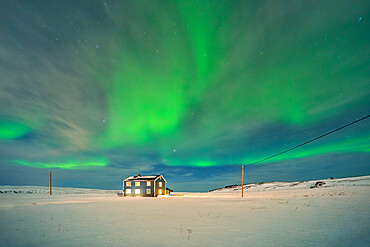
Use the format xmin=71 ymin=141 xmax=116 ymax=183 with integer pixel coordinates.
xmin=122 ymin=174 xmax=170 ymax=197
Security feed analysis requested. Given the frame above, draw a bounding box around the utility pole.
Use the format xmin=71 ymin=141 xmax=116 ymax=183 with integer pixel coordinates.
xmin=50 ymin=171 xmax=52 ymax=196
xmin=241 ymin=165 xmax=244 ymax=197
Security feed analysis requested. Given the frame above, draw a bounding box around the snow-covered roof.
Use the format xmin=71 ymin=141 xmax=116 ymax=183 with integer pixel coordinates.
xmin=123 ymin=175 xmax=163 ymax=181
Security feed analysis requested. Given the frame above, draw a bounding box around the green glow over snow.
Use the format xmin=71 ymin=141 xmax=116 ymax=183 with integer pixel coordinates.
xmin=167 ymin=135 xmax=370 ymax=167
xmin=13 ymin=159 xmax=108 ymax=170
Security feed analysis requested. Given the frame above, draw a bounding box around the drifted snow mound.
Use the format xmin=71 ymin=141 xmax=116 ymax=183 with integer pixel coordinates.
xmin=0 ymin=185 xmax=119 ymax=195
xmin=209 ymin=175 xmax=370 ymax=193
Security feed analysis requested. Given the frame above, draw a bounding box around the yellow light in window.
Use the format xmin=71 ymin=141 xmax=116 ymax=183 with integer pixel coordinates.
xmin=126 ymin=182 xmax=131 ymax=186
xmin=135 ymin=182 xmax=140 ymax=186
xmin=159 ymin=182 xmax=162 ymax=187
xmin=126 ymin=189 xmax=131 ymax=194
xmin=135 ymin=189 xmax=140 ymax=194
xmin=147 ymin=181 xmax=151 ymax=186
xmin=158 ymin=189 xmax=162 ymax=195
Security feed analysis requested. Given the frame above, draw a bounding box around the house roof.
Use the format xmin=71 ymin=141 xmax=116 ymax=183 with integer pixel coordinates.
xmin=123 ymin=175 xmax=163 ymax=182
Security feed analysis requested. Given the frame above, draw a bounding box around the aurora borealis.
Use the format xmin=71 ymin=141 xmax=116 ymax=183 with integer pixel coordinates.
xmin=0 ymin=0 xmax=369 ymax=191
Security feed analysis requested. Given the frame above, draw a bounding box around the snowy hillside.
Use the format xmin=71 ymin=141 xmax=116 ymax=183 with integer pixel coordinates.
xmin=209 ymin=175 xmax=370 ymax=193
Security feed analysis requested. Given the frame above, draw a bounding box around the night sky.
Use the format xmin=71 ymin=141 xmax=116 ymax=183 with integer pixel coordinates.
xmin=0 ymin=0 xmax=369 ymax=191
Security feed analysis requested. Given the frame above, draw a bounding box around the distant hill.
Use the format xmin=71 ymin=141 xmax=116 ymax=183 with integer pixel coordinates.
xmin=209 ymin=175 xmax=370 ymax=193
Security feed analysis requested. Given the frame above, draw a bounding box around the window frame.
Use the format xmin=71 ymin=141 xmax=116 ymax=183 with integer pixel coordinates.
xmin=159 ymin=182 xmax=162 ymax=187
xmin=147 ymin=181 xmax=151 ymax=186
xmin=146 ymin=189 xmax=151 ymax=194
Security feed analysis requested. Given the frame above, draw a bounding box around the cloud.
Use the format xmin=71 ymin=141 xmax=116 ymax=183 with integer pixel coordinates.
xmin=0 ymin=1 xmax=369 ymax=189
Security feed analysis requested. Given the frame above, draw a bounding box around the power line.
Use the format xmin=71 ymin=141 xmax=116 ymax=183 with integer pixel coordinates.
xmin=248 ymin=114 xmax=370 ymax=166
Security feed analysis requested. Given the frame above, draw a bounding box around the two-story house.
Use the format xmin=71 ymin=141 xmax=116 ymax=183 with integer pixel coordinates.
xmin=122 ymin=174 xmax=168 ymax=197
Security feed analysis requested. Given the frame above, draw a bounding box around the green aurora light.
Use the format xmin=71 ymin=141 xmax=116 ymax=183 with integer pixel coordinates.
xmin=0 ymin=121 xmax=30 ymax=140
xmin=13 ymin=159 xmax=108 ymax=170
xmin=0 ymin=0 xmax=369 ymax=171
xmin=166 ymin=135 xmax=370 ymax=167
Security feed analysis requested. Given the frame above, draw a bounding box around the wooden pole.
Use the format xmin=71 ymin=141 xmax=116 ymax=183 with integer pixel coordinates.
xmin=241 ymin=165 xmax=244 ymax=197
xmin=50 ymin=171 xmax=52 ymax=196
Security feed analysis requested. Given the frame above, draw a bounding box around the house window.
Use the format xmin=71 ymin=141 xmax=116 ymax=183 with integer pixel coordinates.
xmin=135 ymin=181 xmax=140 ymax=186
xmin=147 ymin=181 xmax=151 ymax=186
xmin=135 ymin=189 xmax=140 ymax=194
xmin=147 ymin=189 xmax=151 ymax=194
xmin=126 ymin=182 xmax=131 ymax=186
xmin=159 ymin=182 xmax=162 ymax=187
xmin=126 ymin=189 xmax=131 ymax=194
xmin=158 ymin=189 xmax=162 ymax=195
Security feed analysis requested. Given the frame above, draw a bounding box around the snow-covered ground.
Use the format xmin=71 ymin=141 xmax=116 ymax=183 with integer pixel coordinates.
xmin=0 ymin=176 xmax=369 ymax=247
xmin=0 ymin=185 xmax=119 ymax=195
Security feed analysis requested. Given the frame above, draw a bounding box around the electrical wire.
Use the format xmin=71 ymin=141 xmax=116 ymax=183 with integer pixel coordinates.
xmin=247 ymin=114 xmax=370 ymax=166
